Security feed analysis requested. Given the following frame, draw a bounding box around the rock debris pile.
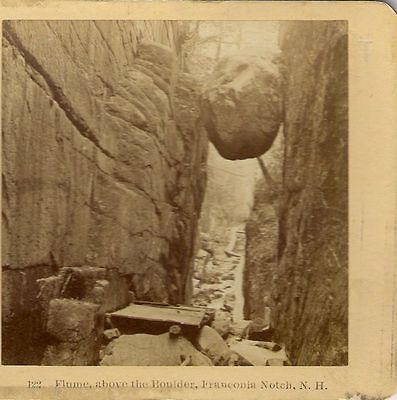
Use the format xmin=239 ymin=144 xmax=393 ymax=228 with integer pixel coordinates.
xmin=99 ymin=227 xmax=289 ymax=366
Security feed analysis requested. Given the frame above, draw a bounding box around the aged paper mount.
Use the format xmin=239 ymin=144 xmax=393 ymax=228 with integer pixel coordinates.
xmin=0 ymin=1 xmax=396 ymax=400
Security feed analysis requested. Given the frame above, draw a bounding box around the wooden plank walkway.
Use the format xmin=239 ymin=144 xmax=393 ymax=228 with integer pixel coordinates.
xmin=109 ymin=303 xmax=207 ymax=327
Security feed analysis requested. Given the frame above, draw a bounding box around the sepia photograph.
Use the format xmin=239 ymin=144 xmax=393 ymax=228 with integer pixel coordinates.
xmin=2 ymin=18 xmax=347 ymax=367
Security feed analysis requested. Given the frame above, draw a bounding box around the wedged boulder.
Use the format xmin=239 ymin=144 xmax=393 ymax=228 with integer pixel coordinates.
xmin=201 ymin=55 xmax=283 ymax=160
xmin=100 ymin=333 xmax=213 ymax=366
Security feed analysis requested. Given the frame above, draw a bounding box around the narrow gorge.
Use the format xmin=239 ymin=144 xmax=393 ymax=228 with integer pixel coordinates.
xmin=2 ymin=20 xmax=348 ymax=366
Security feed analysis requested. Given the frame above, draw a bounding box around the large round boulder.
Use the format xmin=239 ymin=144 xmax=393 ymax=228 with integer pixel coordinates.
xmin=201 ymin=55 xmax=283 ymax=160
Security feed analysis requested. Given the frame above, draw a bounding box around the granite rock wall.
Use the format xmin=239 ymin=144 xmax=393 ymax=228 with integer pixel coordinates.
xmin=2 ymin=21 xmax=208 ymax=365
xmin=244 ymin=21 xmax=348 ymax=365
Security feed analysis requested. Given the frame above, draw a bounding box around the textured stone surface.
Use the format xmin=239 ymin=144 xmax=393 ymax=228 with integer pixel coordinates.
xmin=201 ymin=55 xmax=282 ymax=160
xmin=42 ymin=299 xmax=102 ymax=366
xmin=2 ymin=21 xmax=207 ymax=364
xmin=2 ymin=266 xmax=53 ymax=365
xmin=210 ymin=310 xmax=232 ymax=339
xmin=245 ymin=21 xmax=348 ymax=365
xmin=46 ymin=299 xmax=99 ymax=343
xmin=41 ymin=299 xmax=104 ymax=365
xmin=100 ymin=333 xmax=213 ymax=366
xmin=243 ymin=182 xmax=278 ymax=320
xmin=42 ymin=331 xmax=101 ymax=366
xmin=195 ymin=325 xmax=231 ymax=365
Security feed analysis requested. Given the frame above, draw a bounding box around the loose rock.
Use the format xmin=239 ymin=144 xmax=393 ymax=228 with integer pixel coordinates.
xmin=196 ymin=325 xmax=231 ymax=364
xmin=46 ymin=299 xmax=100 ymax=343
xmin=103 ymin=328 xmax=121 ymax=342
xmin=100 ymin=333 xmax=213 ymax=366
xmin=211 ymin=310 xmax=232 ymax=339
xmin=169 ymin=325 xmax=182 ymax=338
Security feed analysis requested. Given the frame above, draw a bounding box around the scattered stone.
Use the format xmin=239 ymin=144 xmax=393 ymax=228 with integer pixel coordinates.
xmin=204 ymin=277 xmax=217 ymax=284
xmin=169 ymin=325 xmax=182 ymax=338
xmin=221 ymin=304 xmax=233 ymax=313
xmin=100 ymin=333 xmax=213 ymax=366
xmin=103 ymin=328 xmax=121 ymax=342
xmin=254 ymin=341 xmax=282 ymax=351
xmin=241 ymin=317 xmax=274 ymax=342
xmin=195 ymin=249 xmax=208 ymax=259
xmin=224 ymin=250 xmax=241 ymax=258
xmin=211 ymin=310 xmax=232 ymax=339
xmin=231 ymin=320 xmax=251 ymax=337
xmin=105 ymin=314 xmax=114 ymax=329
xmin=99 ymin=348 xmax=106 ymax=361
xmin=227 ymin=352 xmax=240 ymax=366
xmin=196 ymin=325 xmax=231 ymax=365
xmin=230 ymin=339 xmax=289 ymax=366
xmin=180 ymin=355 xmax=192 ymax=366
xmin=266 ymin=359 xmax=284 ymax=366
xmin=222 ymin=272 xmax=234 ymax=280
xmin=212 ymin=292 xmax=223 ymax=300
xmin=224 ymin=292 xmax=235 ymax=303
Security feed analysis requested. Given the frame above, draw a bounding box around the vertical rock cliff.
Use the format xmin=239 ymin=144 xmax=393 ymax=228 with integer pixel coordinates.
xmin=244 ymin=180 xmax=278 ymax=320
xmin=2 ymin=21 xmax=208 ymax=365
xmin=244 ymin=21 xmax=348 ymax=365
